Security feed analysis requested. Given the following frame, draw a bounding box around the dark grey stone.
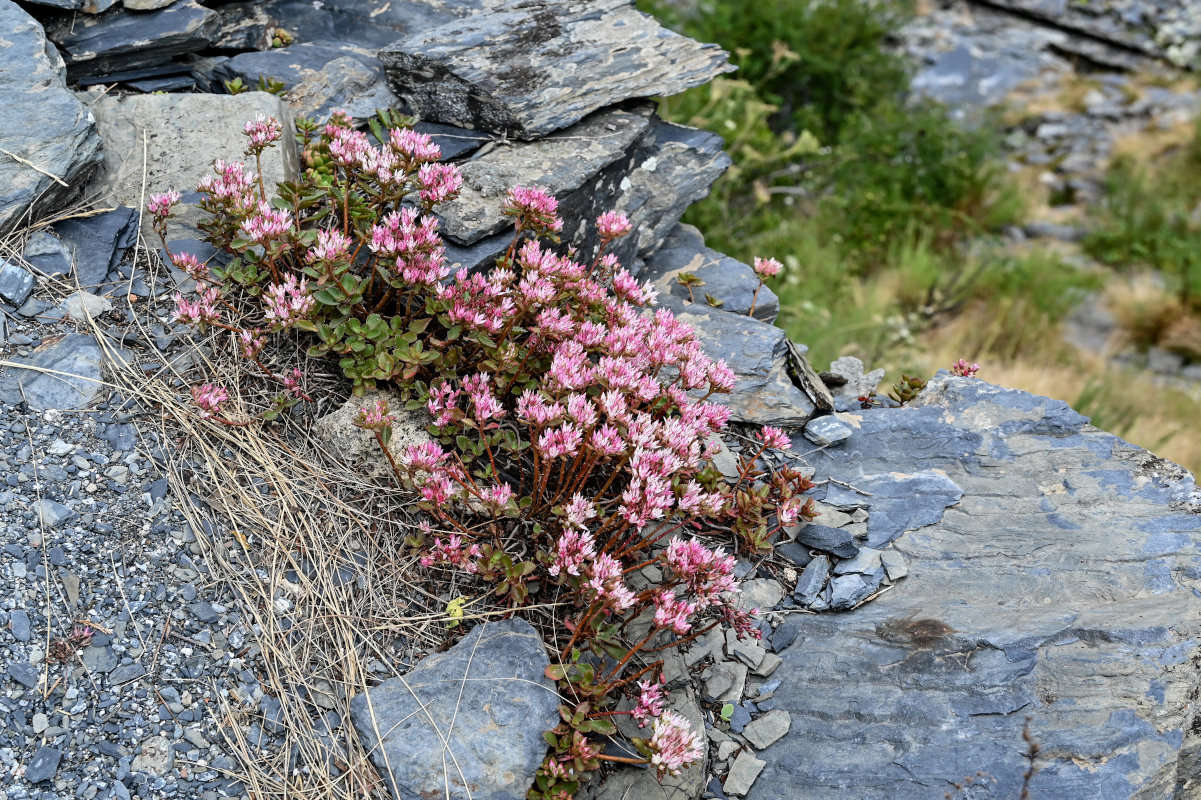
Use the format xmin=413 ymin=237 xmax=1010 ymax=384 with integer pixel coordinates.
xmin=50 ymin=1 xmax=219 ymax=80
xmin=212 ymin=42 xmax=396 ymax=123
xmin=774 ymin=541 xmax=813 ymax=568
xmin=109 ymin=663 xmax=147 ymax=686
xmin=209 ymin=1 xmax=275 ymax=50
xmin=8 ymin=661 xmax=39 ymax=688
xmin=257 ymin=0 xmax=470 ymax=51
xmin=10 ymin=609 xmax=31 ymax=641
xmin=415 ymin=121 xmax=494 ymax=162
xmin=794 ymin=555 xmax=830 ymax=605
xmin=24 ymin=747 xmax=61 ymax=783
xmin=0 ymin=1 xmax=103 ymax=236
xmin=22 ymin=0 xmax=117 ymax=11
xmin=437 ymin=103 xmax=655 ymax=246
xmin=81 ymin=645 xmax=119 ymax=674
xmin=804 ymin=416 xmax=853 ymax=447
xmin=827 ymin=574 xmax=874 ymax=610
xmin=0 ymin=334 xmax=104 ymax=411
xmin=189 ymin=602 xmax=219 ymax=624
xmin=350 ymin=618 xmax=558 ymax=800
xmin=36 ymin=499 xmax=77 ymax=528
xmin=52 ymin=207 xmax=138 ymax=289
xmin=790 ymin=524 xmax=858 ymax=560
xmin=640 ymin=224 xmax=778 ymax=322
xmin=22 ymin=232 xmax=72 ymax=278
xmin=0 ymin=260 xmax=34 ymax=306
xmin=664 ymin=302 xmax=816 ymax=427
xmin=380 ymin=0 xmax=732 ymax=139
xmin=751 ymin=376 xmax=1201 ymax=799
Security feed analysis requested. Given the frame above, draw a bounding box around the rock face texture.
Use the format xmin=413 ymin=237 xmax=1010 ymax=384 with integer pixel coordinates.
xmin=753 ymin=375 xmax=1201 ymax=799
xmin=349 ymin=619 xmax=559 ymax=800
xmin=380 ymin=0 xmax=733 ymax=139
xmin=85 ymin=90 xmax=298 ymax=238
xmin=0 ymin=0 xmax=102 ymax=236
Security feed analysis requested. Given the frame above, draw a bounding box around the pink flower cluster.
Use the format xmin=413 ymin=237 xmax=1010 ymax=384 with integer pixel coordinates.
xmin=753 ymin=256 xmax=782 ymax=279
xmin=172 ymin=285 xmax=221 ymax=326
xmin=262 ymin=275 xmax=313 ymax=327
xmin=240 ymin=201 xmax=294 ymax=244
xmin=369 ymin=208 xmax=448 ymax=287
xmin=191 ymin=383 xmax=229 ymax=419
xmin=951 ymin=359 xmax=980 ymax=378
xmin=198 ymin=159 xmax=257 ymax=212
xmin=502 ymin=186 xmax=563 ymax=235
xmin=646 ymin=711 xmax=704 ymax=778
xmin=147 ymin=190 xmax=180 ymax=219
xmin=243 ymin=114 xmax=282 ymax=151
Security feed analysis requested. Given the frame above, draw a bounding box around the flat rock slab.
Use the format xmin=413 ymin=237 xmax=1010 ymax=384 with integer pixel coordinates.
xmin=380 ymin=0 xmax=732 ymax=139
xmin=437 ymin=103 xmax=654 ymax=245
xmin=212 ymin=42 xmax=398 ymax=123
xmin=85 ymin=91 xmax=298 ymax=241
xmin=753 ymin=376 xmax=1201 ymax=799
xmin=0 ymin=333 xmax=104 ymax=411
xmin=0 ymin=0 xmax=103 ymax=236
xmin=52 ymin=206 xmax=138 ymax=289
xmin=641 ymin=224 xmax=778 ymax=322
xmin=49 ymin=0 xmax=218 ymax=79
xmin=258 ymin=0 xmax=472 ymax=51
xmin=350 ymin=618 xmax=559 ymax=800
xmin=668 ymin=303 xmax=816 ymax=427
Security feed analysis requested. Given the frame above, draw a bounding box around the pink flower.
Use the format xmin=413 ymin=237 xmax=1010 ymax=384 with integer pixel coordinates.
xmin=147 ymin=190 xmax=180 ymax=219
xmin=479 ymin=483 xmax=515 ymax=512
xmin=417 ymin=162 xmax=463 ymax=206
xmin=402 ymin=441 xmax=449 ymax=472
xmin=757 ymin=426 xmax=791 ymax=451
xmin=306 ymin=229 xmax=352 ymax=263
xmin=238 ymin=328 xmax=265 ymax=359
xmin=664 ymin=537 xmax=738 ymax=608
xmin=389 ymin=127 xmax=441 ymax=163
xmin=262 ymin=275 xmax=313 ymax=327
xmin=753 ymin=256 xmax=782 ymax=279
xmin=243 ymin=114 xmax=282 ymax=150
xmin=198 ymin=160 xmax=256 ymax=211
xmin=596 ymin=211 xmax=632 ymax=240
xmin=652 ymin=591 xmax=695 ymax=635
xmin=587 ymin=553 xmax=635 ymax=612
xmin=283 ymin=368 xmax=306 ymax=399
xmin=951 ymin=359 xmax=980 ymax=378
xmin=171 ymin=252 xmax=208 ymax=281
xmin=190 ymin=384 xmax=229 ymax=419
xmin=171 ymin=286 xmax=221 ymax=326
xmin=427 ymin=381 xmax=461 ymax=427
xmin=632 ymin=675 xmax=666 ymax=728
xmin=356 ymin=398 xmax=394 ymax=430
xmin=327 ymin=127 xmax=371 ymax=167
xmin=646 ymin=711 xmax=703 ymax=778
xmin=502 ymin=185 xmax=563 ymax=235
xmin=550 ymin=529 xmax=596 ymax=578
xmin=239 ymin=202 xmax=294 ymax=243
xmin=537 ymin=423 xmax=582 ymax=459
xmin=422 ymin=533 xmax=481 ymax=574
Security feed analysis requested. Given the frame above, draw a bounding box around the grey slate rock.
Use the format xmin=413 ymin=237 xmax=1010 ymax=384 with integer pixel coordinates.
xmin=24 ymin=747 xmax=61 ymax=783
xmin=823 ymin=356 xmax=886 ymax=403
xmin=640 ymin=224 xmax=778 ymax=322
xmin=794 ymin=555 xmax=830 ymax=605
xmin=22 ymin=0 xmax=118 ymax=11
xmin=49 ymin=1 xmax=218 ymax=79
xmin=803 ymin=415 xmax=853 ymax=447
xmin=87 ymin=91 xmax=298 ymax=243
xmin=790 ymin=524 xmax=858 ymax=559
xmin=0 ymin=1 xmax=103 ymax=236
xmin=750 ymin=376 xmax=1201 ymax=800
xmin=36 ymin=499 xmax=77 ymax=528
xmin=81 ymin=645 xmax=119 ymax=674
xmin=257 ymin=0 xmax=469 ymax=51
xmin=8 ymin=661 xmax=39 ymax=689
xmin=10 ymin=609 xmax=31 ymax=642
xmin=667 ymin=305 xmax=816 ymax=427
xmin=0 ymin=334 xmax=104 ymax=411
xmin=22 ymin=231 xmax=73 ymax=278
xmin=350 ymin=618 xmax=558 ymax=800
xmin=52 ymin=206 xmax=138 ymax=289
xmin=380 ymin=0 xmax=732 ymax=139
xmin=0 ymin=260 xmax=34 ymax=306
xmin=212 ymin=42 xmax=398 ymax=123
xmin=109 ymin=663 xmax=146 ymax=686
xmin=437 ymin=103 xmax=654 ymax=246
xmin=827 ymin=574 xmax=874 ymax=610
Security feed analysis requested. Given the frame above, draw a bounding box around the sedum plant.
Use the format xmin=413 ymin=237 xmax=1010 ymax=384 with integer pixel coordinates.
xmin=150 ymin=110 xmax=817 ymax=797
